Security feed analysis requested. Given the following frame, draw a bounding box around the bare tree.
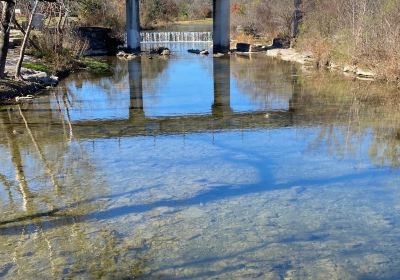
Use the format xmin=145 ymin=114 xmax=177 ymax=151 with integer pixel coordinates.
xmin=15 ymin=0 xmax=39 ymax=79
xmin=0 ymin=0 xmax=15 ymax=78
xmin=292 ymin=0 xmax=302 ymax=38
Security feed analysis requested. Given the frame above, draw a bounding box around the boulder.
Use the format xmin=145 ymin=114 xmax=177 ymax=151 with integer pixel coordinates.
xmin=22 ymin=69 xmax=58 ymax=87
xmin=150 ymin=47 xmax=170 ymax=55
xmin=236 ymin=43 xmax=251 ymax=52
xmin=272 ymin=37 xmax=291 ymax=49
xmin=9 ymin=38 xmax=23 ymax=49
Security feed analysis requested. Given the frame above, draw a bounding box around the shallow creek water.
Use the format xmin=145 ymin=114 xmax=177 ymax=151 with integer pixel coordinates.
xmin=1 ymin=43 xmax=400 ymax=279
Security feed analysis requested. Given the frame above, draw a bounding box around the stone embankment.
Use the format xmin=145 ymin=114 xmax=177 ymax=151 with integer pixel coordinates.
xmin=233 ymin=42 xmax=376 ymax=80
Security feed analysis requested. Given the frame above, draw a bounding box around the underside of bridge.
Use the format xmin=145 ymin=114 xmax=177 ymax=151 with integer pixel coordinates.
xmin=126 ymin=0 xmax=230 ymax=53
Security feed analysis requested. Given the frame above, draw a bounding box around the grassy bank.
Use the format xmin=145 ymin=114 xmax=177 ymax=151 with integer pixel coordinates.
xmin=21 ymin=57 xmax=111 ymax=76
xmin=80 ymin=58 xmax=112 ymax=74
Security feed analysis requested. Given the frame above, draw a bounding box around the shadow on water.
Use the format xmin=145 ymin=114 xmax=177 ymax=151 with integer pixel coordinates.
xmin=0 ymin=155 xmax=391 ymax=234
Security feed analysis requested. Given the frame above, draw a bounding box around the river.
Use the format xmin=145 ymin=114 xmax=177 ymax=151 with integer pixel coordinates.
xmin=1 ymin=43 xmax=400 ymax=279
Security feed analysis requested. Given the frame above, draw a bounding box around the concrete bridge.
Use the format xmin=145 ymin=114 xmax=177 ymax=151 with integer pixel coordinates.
xmin=126 ymin=0 xmax=230 ymax=52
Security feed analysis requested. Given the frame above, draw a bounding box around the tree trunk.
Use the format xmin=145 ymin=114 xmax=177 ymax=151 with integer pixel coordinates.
xmin=13 ymin=18 xmax=40 ymax=51
xmin=15 ymin=0 xmax=39 ymax=79
xmin=292 ymin=0 xmax=303 ymax=38
xmin=0 ymin=0 xmax=16 ymax=79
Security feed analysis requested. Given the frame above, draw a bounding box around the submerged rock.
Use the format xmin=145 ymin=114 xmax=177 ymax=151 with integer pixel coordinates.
xmin=188 ymin=49 xmax=210 ymax=55
xmin=213 ymin=53 xmax=225 ymax=58
xmin=188 ymin=49 xmax=201 ymax=54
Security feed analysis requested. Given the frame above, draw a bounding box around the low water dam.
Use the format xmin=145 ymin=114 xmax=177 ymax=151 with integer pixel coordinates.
xmin=140 ymin=31 xmax=212 ymax=42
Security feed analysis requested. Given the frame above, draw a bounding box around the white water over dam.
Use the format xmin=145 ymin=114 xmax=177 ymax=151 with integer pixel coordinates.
xmin=140 ymin=31 xmax=212 ymax=42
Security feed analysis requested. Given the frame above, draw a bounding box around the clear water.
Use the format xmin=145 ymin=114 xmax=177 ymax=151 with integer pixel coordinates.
xmin=1 ymin=44 xmax=400 ymax=279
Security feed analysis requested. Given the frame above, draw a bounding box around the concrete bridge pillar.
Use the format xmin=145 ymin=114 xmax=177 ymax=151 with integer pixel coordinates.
xmin=126 ymin=0 xmax=141 ymax=52
xmin=213 ymin=0 xmax=230 ymax=53
xmin=212 ymin=58 xmax=232 ymax=117
xmin=128 ymin=59 xmax=144 ymax=120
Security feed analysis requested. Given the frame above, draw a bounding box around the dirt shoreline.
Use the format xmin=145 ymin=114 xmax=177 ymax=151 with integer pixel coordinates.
xmin=0 ymin=79 xmax=46 ymax=105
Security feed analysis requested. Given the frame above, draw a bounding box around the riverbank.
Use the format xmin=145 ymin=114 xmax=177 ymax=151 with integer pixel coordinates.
xmin=0 ymin=79 xmax=44 ymax=105
xmin=265 ymin=48 xmax=377 ymax=81
xmin=0 ymin=48 xmax=111 ymax=105
xmin=0 ymin=48 xmax=57 ymax=104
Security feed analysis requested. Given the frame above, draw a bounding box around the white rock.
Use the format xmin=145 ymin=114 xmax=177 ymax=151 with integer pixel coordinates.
xmin=356 ymin=68 xmax=375 ymax=78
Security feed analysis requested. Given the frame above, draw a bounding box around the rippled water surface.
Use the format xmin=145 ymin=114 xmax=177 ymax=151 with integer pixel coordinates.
xmin=1 ymin=43 xmax=400 ymax=279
